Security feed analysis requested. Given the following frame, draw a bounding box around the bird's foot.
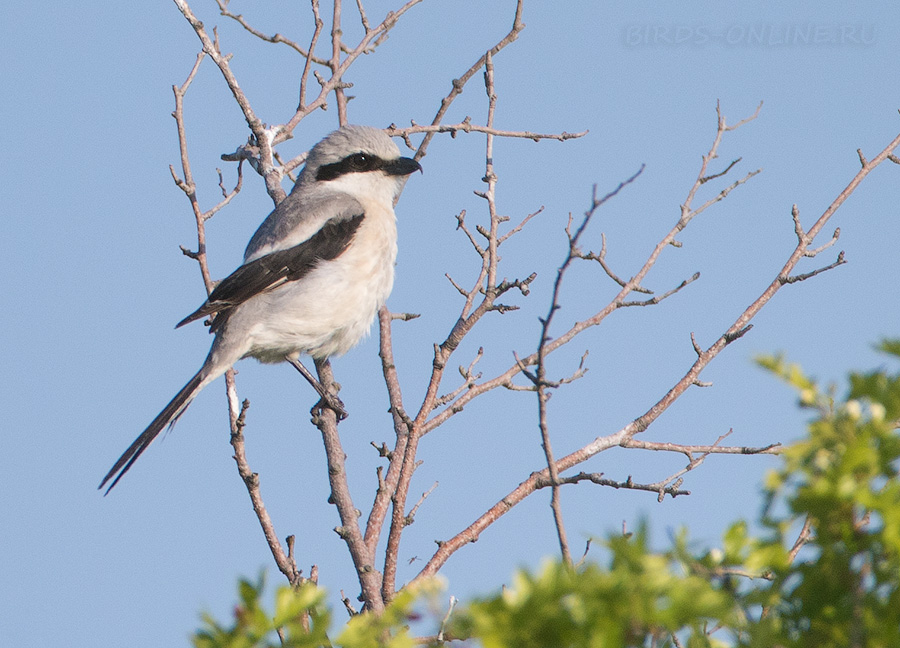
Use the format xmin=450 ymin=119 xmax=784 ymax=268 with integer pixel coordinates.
xmin=312 ymin=392 xmax=348 ymax=420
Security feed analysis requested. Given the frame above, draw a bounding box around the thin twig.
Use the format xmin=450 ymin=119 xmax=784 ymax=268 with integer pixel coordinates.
xmin=172 ymin=0 xmax=286 ymax=203
xmin=377 ymin=0 xmax=534 ymax=601
xmin=388 ymin=121 xmax=587 ymax=143
xmin=411 ymin=0 xmax=525 ymax=162
xmin=365 ymin=306 xmax=412 ymax=554
xmin=537 ymin=471 xmax=691 ymax=500
xmin=299 ymin=0 xmax=325 ymax=110
xmin=410 ymin=116 xmax=900 ymax=583
xmin=229 ymin=397 xmax=303 ymax=585
xmin=330 ymin=0 xmax=348 ymax=125
xmin=215 ymin=0 xmax=330 ymax=64
xmin=623 ymin=438 xmax=782 ymax=457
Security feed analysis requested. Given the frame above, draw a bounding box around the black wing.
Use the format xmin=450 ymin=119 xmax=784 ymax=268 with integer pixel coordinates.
xmin=176 ymin=213 xmax=365 ymax=330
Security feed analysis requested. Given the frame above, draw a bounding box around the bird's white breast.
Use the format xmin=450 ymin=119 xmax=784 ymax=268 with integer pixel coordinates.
xmin=232 ymin=200 xmax=398 ymax=363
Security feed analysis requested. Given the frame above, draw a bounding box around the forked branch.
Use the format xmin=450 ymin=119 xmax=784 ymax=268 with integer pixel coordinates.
xmin=410 ymin=114 xmax=900 ymax=583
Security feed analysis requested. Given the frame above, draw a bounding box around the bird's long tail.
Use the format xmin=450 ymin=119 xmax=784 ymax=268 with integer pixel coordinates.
xmin=99 ymin=369 xmax=208 ymax=494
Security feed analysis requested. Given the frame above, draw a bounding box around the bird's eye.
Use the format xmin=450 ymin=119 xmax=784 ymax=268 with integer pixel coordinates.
xmin=348 ymin=153 xmax=369 ymax=169
xmin=315 ymin=152 xmax=381 ymax=181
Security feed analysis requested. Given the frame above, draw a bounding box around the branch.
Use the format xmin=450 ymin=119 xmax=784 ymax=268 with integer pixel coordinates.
xmin=782 ymin=251 xmax=846 ymax=284
xmin=618 ymin=272 xmax=700 ymax=307
xmin=215 ymin=0 xmax=330 ymax=64
xmin=622 ymin=438 xmax=782 ymax=457
xmin=420 ymin=165 xmax=645 ymax=435
xmin=539 ymin=471 xmax=691 ymax=500
xmin=229 ymin=397 xmax=303 ymax=585
xmin=330 ymin=0 xmax=349 ymax=125
xmin=172 ymin=0 xmax=286 ymax=203
xmin=410 ymin=0 xmax=525 ymax=162
xmin=169 ymin=51 xmax=216 ymax=293
xmin=177 ymin=0 xmax=424 ymax=202
xmin=420 ymin=103 xmax=761 ymax=432
xmin=411 ymin=116 xmax=900 ymax=581
xmin=167 ymin=31 xmax=305 ymax=595
xmin=521 ymin=70 xmax=626 ymax=564
xmin=373 ymin=2 xmax=553 ymax=603
xmin=299 ymin=0 xmax=325 ymax=110
xmin=312 ymin=357 xmax=384 ymax=613
xmin=279 ymin=0 xmax=425 ymax=139
xmin=365 ymin=306 xmax=412 ymax=555
xmin=387 ymin=120 xmax=587 ymax=144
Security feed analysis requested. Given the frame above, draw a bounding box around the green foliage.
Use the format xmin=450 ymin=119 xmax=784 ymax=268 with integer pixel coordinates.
xmin=196 ymin=340 xmax=900 ymax=648
xmin=337 ymin=581 xmax=443 ymax=648
xmin=451 ymin=528 xmax=737 ymax=648
xmin=747 ymin=341 xmax=900 ymax=647
xmin=193 ymin=575 xmax=330 ymax=648
xmin=193 ymin=576 xmax=442 ymax=648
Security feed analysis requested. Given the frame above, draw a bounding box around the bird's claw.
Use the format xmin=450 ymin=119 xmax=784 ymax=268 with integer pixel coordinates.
xmin=313 ymin=393 xmax=348 ymax=420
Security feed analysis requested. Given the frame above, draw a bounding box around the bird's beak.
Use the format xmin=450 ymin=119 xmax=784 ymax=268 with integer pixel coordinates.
xmin=385 ymin=157 xmax=422 ymax=176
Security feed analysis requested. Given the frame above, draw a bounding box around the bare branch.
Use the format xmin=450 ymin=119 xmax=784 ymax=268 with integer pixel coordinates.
xmin=803 ymin=227 xmax=840 ymax=258
xmin=172 ymin=0 xmax=286 ymax=203
xmin=280 ymin=0 xmax=425 ymax=138
xmin=388 ymin=120 xmax=587 ymax=143
xmin=391 ymin=311 xmax=420 ymax=321
xmin=411 ymin=115 xmax=900 ymax=581
xmin=789 ymin=516 xmax=814 ymax=562
xmin=539 ymin=471 xmax=691 ymax=500
xmin=723 ymin=100 xmax=763 ymax=131
xmin=455 ymin=210 xmax=485 ymax=255
xmin=437 ymin=596 xmax=458 ymax=643
xmin=330 ymin=0 xmax=349 ymax=125
xmin=312 ymin=357 xmax=384 ymax=613
xmin=498 ymin=206 xmax=544 ymax=244
xmin=687 ymin=168 xmax=762 ymax=222
xmin=432 ymin=348 xmax=483 ymax=409
xmin=365 ymin=306 xmax=411 ymax=554
xmin=421 ymin=106 xmax=765 ymax=434
xmin=229 ymin=397 xmax=303 ymax=585
xmin=578 ymin=233 xmax=651 ymax=292
xmin=699 ymin=157 xmax=742 ymax=184
xmin=622 ymin=437 xmax=782 ymax=457
xmin=690 ymin=332 xmax=703 ymax=357
xmin=340 ymin=590 xmax=359 ymax=617
xmin=215 ymin=0 xmax=330 ymax=64
xmin=782 ymin=251 xmax=847 ymax=284
xmin=406 ymin=481 xmax=438 ymax=524
xmin=618 ymin=272 xmax=700 ymax=307
xmin=444 ymin=273 xmax=468 ymax=297
xmin=792 ymin=204 xmax=806 ymax=242
xmin=411 ymin=0 xmax=525 ymax=162
xmin=299 ymin=0 xmax=325 ymax=110
xmin=354 ymin=0 xmax=371 ymax=31
xmin=203 ymin=163 xmax=244 ymax=222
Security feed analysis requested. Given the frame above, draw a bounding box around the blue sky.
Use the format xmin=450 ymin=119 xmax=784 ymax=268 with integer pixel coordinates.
xmin=3 ymin=1 xmax=899 ymax=645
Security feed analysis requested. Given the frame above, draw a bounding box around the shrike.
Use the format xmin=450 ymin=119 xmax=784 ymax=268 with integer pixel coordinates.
xmin=100 ymin=125 xmax=421 ymax=493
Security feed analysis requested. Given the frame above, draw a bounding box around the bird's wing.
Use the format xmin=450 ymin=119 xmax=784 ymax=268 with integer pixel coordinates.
xmin=176 ymin=210 xmax=365 ymax=330
xmin=244 ymin=186 xmax=364 ymax=261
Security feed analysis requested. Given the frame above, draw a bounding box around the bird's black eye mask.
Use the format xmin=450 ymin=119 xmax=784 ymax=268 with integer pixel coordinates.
xmin=316 ymin=152 xmax=422 ymax=181
xmin=316 ymin=152 xmax=386 ymax=181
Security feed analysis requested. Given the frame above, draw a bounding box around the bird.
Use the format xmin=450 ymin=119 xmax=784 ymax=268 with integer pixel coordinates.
xmin=100 ymin=125 xmax=421 ymax=493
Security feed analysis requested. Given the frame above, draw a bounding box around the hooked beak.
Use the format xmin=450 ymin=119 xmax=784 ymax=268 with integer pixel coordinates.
xmin=385 ymin=157 xmax=422 ymax=176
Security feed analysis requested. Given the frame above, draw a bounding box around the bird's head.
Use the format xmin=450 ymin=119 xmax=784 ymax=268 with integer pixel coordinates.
xmin=298 ymin=125 xmax=421 ymax=202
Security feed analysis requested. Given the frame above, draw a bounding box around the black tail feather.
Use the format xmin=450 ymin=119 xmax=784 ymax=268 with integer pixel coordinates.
xmin=100 ymin=369 xmax=206 ymax=494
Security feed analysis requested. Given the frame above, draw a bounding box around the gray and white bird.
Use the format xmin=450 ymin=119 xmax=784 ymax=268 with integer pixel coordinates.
xmin=100 ymin=125 xmax=421 ymax=493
